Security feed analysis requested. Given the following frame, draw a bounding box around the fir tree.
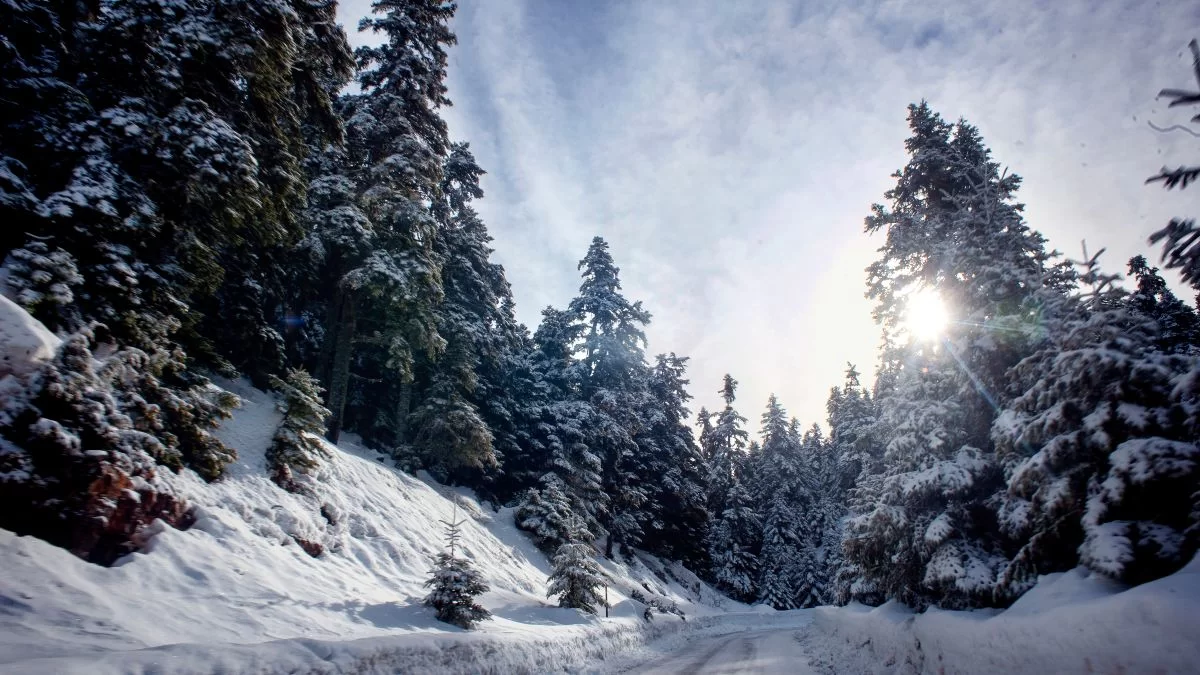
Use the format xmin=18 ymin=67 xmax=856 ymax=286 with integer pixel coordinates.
xmin=567 ymin=237 xmax=653 ymax=557
xmin=314 ymin=0 xmax=456 ymax=444
xmin=516 ymin=477 xmax=576 ymax=552
xmin=424 ymin=505 xmax=491 ymax=629
xmin=638 ymin=354 xmax=710 ymax=565
xmin=995 ymin=254 xmax=1200 ymax=592
xmin=547 ymin=519 xmax=607 ymax=614
xmin=707 ymin=480 xmax=760 ymax=602
xmin=752 ymin=396 xmax=809 ymax=608
xmin=704 ymin=375 xmax=751 ymax=516
xmin=267 ymin=368 xmax=331 ymax=491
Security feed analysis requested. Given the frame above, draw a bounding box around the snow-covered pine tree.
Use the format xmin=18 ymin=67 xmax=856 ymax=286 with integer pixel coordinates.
xmin=424 ymin=504 xmax=491 ymax=629
xmin=267 ymin=368 xmax=331 ymax=491
xmin=702 ymin=374 xmax=760 ymax=600
xmin=567 ymin=237 xmax=653 ymax=557
xmin=826 ymin=364 xmax=878 ymax=493
xmin=547 ymin=518 xmax=607 ymax=614
xmin=515 ymin=476 xmax=576 ymax=552
xmin=707 ymin=479 xmax=760 ymax=603
xmin=313 ymin=0 xmax=456 ymax=445
xmin=843 ymin=344 xmax=1006 ymax=609
xmin=637 ymin=354 xmax=710 ymax=566
xmin=799 ymin=423 xmax=839 ymax=607
xmin=846 ymin=102 xmax=1058 ymax=610
xmin=752 ymin=396 xmax=808 ymax=608
xmin=1126 ymin=256 xmax=1200 ymax=353
xmin=995 ymin=252 xmax=1200 ymax=594
xmin=704 ymin=375 xmax=751 ymax=515
xmin=408 ymin=143 xmax=524 ymax=477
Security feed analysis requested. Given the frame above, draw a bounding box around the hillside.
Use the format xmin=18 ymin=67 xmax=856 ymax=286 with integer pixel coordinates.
xmin=0 ymin=375 xmax=749 ymax=674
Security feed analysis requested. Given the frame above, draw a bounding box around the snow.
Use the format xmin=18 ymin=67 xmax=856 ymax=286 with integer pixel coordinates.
xmin=0 ymin=378 xmax=743 ymax=674
xmin=0 ymin=295 xmax=60 ymax=426
xmin=805 ymin=556 xmax=1200 ymax=673
xmin=0 ymin=294 xmax=60 ymax=381
xmin=603 ymin=611 xmax=816 ymax=674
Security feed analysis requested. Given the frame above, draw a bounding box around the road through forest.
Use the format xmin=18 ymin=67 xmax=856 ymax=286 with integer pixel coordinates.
xmin=624 ymin=627 xmax=819 ymax=674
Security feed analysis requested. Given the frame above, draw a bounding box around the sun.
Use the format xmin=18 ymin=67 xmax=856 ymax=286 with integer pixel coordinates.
xmin=904 ymin=288 xmax=949 ymax=342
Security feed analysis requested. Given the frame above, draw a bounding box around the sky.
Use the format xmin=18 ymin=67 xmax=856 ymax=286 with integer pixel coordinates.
xmin=339 ymin=0 xmax=1200 ymax=430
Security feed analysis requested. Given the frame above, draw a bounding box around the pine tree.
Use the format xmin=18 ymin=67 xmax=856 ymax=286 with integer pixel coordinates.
xmin=995 ymin=254 xmax=1200 ymax=592
xmin=511 ymin=306 xmax=605 ymax=531
xmin=827 ymin=364 xmax=878 ymax=493
xmin=516 ymin=477 xmax=576 ymax=552
xmin=638 ymin=354 xmax=710 ymax=565
xmin=408 ymin=143 xmax=519 ymax=475
xmin=756 ymin=491 xmax=801 ymax=609
xmin=1126 ymin=256 xmax=1200 ymax=353
xmin=707 ymin=480 xmax=760 ymax=602
xmin=547 ymin=519 xmax=607 ymax=614
xmin=314 ymin=0 xmax=456 ymax=445
xmin=845 ymin=102 xmax=1059 ymax=610
xmin=704 ymin=375 xmax=751 ymax=516
xmin=567 ymin=237 xmax=653 ymax=557
xmin=752 ymin=396 xmax=808 ymax=608
xmin=267 ymin=368 xmax=331 ymax=491
xmin=424 ymin=505 xmax=491 ymax=629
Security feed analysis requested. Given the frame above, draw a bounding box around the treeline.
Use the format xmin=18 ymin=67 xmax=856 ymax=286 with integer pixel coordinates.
xmin=1 ymin=0 xmax=1197 ymax=614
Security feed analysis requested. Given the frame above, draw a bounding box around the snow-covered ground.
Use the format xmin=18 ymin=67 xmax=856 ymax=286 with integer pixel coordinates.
xmin=0 ymin=377 xmax=748 ymax=674
xmin=804 ymin=555 xmax=1200 ymax=674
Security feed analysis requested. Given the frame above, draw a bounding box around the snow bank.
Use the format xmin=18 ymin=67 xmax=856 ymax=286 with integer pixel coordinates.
xmin=807 ymin=558 xmax=1200 ymax=674
xmin=0 ymin=378 xmax=736 ymax=673
xmin=0 ymin=295 xmax=59 ymax=419
xmin=0 ymin=295 xmax=59 ymax=381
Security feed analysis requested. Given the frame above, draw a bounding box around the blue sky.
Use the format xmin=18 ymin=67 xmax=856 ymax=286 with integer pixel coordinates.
xmin=340 ymin=0 xmax=1200 ymax=429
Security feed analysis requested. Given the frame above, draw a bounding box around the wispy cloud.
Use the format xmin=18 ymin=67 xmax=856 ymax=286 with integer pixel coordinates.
xmin=340 ymin=0 xmax=1198 ymax=427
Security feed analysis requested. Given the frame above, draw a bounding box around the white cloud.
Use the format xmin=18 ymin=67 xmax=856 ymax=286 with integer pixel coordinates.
xmin=340 ymin=0 xmax=1199 ymax=429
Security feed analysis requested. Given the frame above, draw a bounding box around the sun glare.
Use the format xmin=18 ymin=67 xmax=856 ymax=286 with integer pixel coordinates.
xmin=904 ymin=289 xmax=949 ymax=342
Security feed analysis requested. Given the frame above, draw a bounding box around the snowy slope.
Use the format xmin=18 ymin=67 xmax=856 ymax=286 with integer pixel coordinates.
xmin=805 ymin=556 xmax=1200 ymax=674
xmin=0 ymin=377 xmax=741 ymax=674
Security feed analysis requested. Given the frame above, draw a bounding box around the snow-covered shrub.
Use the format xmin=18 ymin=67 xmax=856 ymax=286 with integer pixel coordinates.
xmin=0 ymin=325 xmax=192 ymax=564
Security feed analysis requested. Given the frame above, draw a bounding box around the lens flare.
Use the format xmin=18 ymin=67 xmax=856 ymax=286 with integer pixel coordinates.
xmin=904 ymin=289 xmax=948 ymax=342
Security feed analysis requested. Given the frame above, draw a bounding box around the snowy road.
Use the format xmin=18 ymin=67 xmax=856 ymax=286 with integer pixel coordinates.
xmin=624 ymin=627 xmax=818 ymax=674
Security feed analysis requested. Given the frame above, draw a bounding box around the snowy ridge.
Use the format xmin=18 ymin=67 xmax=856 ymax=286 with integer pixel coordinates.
xmin=0 ymin=379 xmax=739 ymax=674
xmin=805 ymin=556 xmax=1200 ymax=674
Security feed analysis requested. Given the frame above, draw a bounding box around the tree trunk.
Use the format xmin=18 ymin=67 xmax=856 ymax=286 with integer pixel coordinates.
xmin=325 ymin=288 xmax=356 ymax=444
xmin=394 ymin=379 xmax=412 ymax=446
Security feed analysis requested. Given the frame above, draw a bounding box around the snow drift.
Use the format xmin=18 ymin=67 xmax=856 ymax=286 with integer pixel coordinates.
xmin=0 ymin=377 xmax=737 ymax=674
xmin=807 ymin=556 xmax=1200 ymax=674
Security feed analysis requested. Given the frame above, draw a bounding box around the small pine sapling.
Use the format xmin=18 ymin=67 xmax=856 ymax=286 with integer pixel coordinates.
xmin=547 ymin=518 xmax=607 ymax=613
xmin=423 ymin=501 xmax=491 ymax=629
xmin=267 ymin=368 xmax=331 ymax=490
